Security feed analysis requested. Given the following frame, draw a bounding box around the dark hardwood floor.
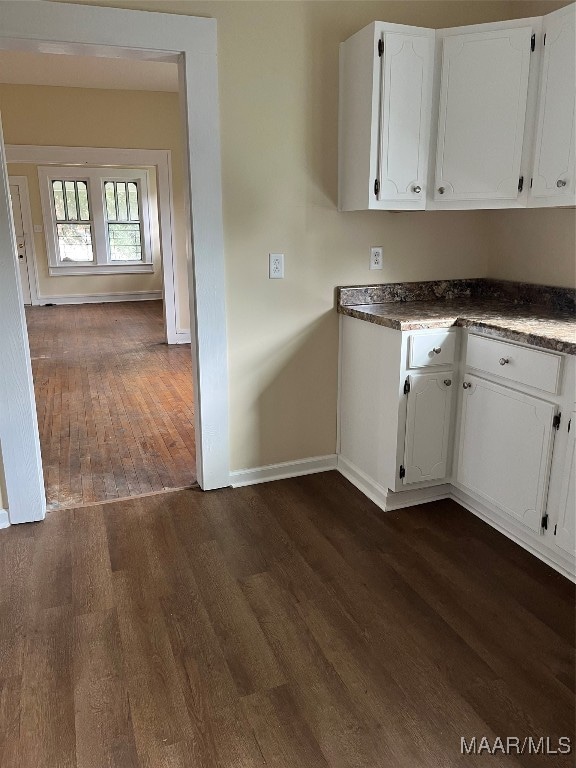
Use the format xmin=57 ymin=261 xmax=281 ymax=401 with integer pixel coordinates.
xmin=25 ymin=301 xmax=196 ymax=510
xmin=0 ymin=472 xmax=573 ymax=767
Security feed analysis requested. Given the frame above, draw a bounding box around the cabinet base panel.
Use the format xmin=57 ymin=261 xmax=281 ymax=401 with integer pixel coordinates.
xmin=337 ymin=455 xmax=451 ymax=511
xmin=337 ymin=456 xmax=575 ymax=582
xmin=451 ymin=485 xmax=575 ymax=582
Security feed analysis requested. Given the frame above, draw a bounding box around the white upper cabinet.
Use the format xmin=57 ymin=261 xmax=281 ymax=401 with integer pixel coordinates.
xmin=339 ymin=22 xmax=434 ymax=211
xmin=339 ymin=6 xmax=575 ymax=211
xmin=433 ymin=24 xmax=533 ymax=205
xmin=529 ymin=4 xmax=576 ymax=206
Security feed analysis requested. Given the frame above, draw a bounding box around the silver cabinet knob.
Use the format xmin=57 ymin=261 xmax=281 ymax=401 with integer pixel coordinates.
xmin=463 ymin=382 xmax=472 ymax=389
xmin=432 ymin=347 xmax=442 ymax=354
xmin=499 ymin=357 xmax=510 ymax=365
xmin=557 ymin=179 xmax=567 ymax=188
xmin=412 ymin=185 xmax=422 ymax=194
xmin=438 ymin=187 xmax=445 ymax=194
xmin=444 ymin=379 xmax=452 ymax=386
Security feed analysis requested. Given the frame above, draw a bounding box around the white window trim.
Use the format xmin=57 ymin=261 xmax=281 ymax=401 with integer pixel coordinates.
xmin=39 ymin=166 xmax=154 ymax=276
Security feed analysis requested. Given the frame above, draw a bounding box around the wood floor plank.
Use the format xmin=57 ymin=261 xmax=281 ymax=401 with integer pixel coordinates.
xmin=241 ymin=684 xmax=330 ymax=768
xmin=26 ymin=301 xmax=196 ymax=511
xmin=19 ymin=605 xmax=77 ymax=768
xmin=190 ymin=539 xmax=286 ymax=697
xmin=0 ymin=477 xmax=573 ymax=767
xmin=73 ymin=608 xmax=139 ymax=768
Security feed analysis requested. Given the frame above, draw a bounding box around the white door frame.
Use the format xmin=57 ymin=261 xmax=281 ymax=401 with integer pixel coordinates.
xmin=0 ymin=1 xmax=231 ymax=520
xmin=8 ymin=175 xmax=40 ymax=305
xmin=6 ymin=146 xmax=188 ymax=343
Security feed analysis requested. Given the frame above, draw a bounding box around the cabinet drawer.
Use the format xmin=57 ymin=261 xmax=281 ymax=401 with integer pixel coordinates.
xmin=409 ymin=331 xmax=456 ymax=368
xmin=466 ymin=334 xmax=562 ymax=394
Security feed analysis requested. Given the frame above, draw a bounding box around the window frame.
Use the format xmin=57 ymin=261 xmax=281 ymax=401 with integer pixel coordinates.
xmin=39 ymin=166 xmax=154 ymax=275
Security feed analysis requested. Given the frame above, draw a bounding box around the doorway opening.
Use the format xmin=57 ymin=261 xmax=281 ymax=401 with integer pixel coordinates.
xmin=0 ymin=2 xmax=230 ymax=525
xmin=2 ymin=53 xmax=197 ymax=510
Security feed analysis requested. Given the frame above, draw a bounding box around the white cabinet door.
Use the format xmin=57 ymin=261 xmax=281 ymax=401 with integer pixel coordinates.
xmin=339 ymin=22 xmax=433 ymax=211
xmin=377 ymin=30 xmax=433 ymax=207
xmin=530 ymin=5 xmax=576 ymax=205
xmin=554 ymin=412 xmax=576 ymax=557
xmin=457 ymin=375 xmax=556 ymax=532
xmin=403 ymin=372 xmax=454 ymax=485
xmin=434 ymin=25 xmax=532 ymax=202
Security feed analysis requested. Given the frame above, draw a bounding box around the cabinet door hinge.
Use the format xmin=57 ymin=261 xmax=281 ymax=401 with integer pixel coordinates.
xmin=541 ymin=513 xmax=549 ymax=530
xmin=374 ymin=178 xmax=380 ymax=197
xmin=518 ymin=176 xmax=524 ymax=193
xmin=531 ymin=33 xmax=536 ymax=52
xmin=403 ymin=377 xmax=410 ymax=395
xmin=377 ymin=38 xmax=384 ymax=57
xmin=553 ymin=412 xmax=561 ymax=430
xmin=399 ymin=465 xmax=406 ymax=479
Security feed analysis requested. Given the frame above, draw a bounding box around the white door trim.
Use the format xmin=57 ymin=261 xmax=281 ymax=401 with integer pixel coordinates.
xmin=0 ymin=1 xmax=230 ymax=511
xmin=8 ymin=175 xmax=40 ymax=305
xmin=6 ymin=146 xmax=182 ymax=343
xmin=0 ymin=120 xmax=46 ymax=524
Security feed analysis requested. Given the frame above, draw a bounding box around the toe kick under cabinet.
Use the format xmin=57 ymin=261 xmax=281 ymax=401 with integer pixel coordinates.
xmin=338 ymin=314 xmax=576 ymax=579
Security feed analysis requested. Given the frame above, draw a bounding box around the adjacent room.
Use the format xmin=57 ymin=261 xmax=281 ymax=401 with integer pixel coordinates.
xmin=0 ymin=51 xmax=197 ymax=509
xmin=0 ymin=2 xmax=574 ymax=767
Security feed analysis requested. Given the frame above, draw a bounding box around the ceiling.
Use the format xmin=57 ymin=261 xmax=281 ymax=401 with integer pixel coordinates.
xmin=0 ymin=49 xmax=179 ymax=92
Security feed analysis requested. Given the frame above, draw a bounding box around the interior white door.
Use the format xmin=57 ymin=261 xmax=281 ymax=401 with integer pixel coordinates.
xmin=8 ymin=183 xmax=32 ymax=305
xmin=403 ymin=372 xmax=454 ymax=484
xmin=554 ymin=412 xmax=576 ymax=557
xmin=378 ymin=30 xmax=432 ymax=207
xmin=530 ymin=4 xmax=576 ymax=204
xmin=434 ymin=25 xmax=532 ymax=201
xmin=457 ymin=375 xmax=556 ymax=532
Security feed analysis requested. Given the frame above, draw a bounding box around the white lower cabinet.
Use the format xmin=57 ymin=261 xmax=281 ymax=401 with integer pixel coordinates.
xmin=553 ymin=412 xmax=576 ymax=557
xmin=403 ymin=372 xmax=454 ymax=485
xmin=338 ymin=316 xmax=576 ymax=580
xmin=456 ymin=375 xmax=556 ymax=533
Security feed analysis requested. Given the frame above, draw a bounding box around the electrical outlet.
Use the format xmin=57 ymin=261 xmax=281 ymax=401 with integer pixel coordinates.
xmin=370 ymin=246 xmax=383 ymax=270
xmin=269 ymin=253 xmax=284 ymax=279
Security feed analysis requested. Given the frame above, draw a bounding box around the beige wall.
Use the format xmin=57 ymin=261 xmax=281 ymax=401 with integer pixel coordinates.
xmin=3 ymin=1 xmax=573 ymax=490
xmin=487 ymin=208 xmax=576 ymax=288
xmin=0 ymin=84 xmax=190 ymax=326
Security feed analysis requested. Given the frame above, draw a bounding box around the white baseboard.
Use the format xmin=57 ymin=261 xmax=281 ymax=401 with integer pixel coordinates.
xmin=337 ymin=455 xmax=450 ymax=512
xmin=452 ymin=485 xmax=575 ymax=582
xmin=0 ymin=509 xmax=10 ymax=529
xmin=175 ymin=329 xmax=191 ymax=344
xmin=33 ymin=290 xmax=162 ymax=306
xmin=230 ymin=454 xmax=337 ymax=488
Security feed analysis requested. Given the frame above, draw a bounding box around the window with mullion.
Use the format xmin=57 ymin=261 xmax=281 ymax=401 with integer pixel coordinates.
xmin=51 ymin=179 xmax=94 ymax=263
xmin=104 ymin=180 xmax=143 ymax=262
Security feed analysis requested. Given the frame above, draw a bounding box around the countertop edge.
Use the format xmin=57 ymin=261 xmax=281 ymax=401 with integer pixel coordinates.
xmin=338 ymin=305 xmax=576 ymax=355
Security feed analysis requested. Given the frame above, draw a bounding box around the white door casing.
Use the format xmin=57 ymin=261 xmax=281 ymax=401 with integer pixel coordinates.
xmin=457 ymin=375 xmax=556 ymax=533
xmin=434 ymin=26 xmax=532 ymax=201
xmin=530 ymin=4 xmax=576 ymax=204
xmin=8 ymin=182 xmax=32 ymax=304
xmin=403 ymin=372 xmax=454 ymax=484
xmin=0 ymin=1 xmax=231 ymax=517
xmin=0 ymin=117 xmax=46 ymax=523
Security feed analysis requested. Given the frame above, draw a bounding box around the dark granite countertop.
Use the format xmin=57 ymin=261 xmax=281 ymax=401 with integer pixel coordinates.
xmin=336 ymin=280 xmax=576 ymax=355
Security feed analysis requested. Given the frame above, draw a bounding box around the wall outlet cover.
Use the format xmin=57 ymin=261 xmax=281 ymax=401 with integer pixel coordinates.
xmin=370 ymin=246 xmax=383 ymax=270
xmin=269 ymin=253 xmax=284 ymax=279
